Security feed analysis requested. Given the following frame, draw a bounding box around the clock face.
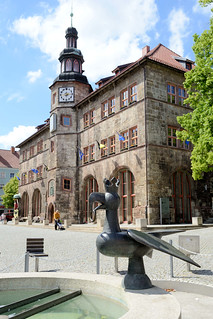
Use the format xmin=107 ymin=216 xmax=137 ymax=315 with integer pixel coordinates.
xmin=58 ymin=87 xmax=74 ymax=102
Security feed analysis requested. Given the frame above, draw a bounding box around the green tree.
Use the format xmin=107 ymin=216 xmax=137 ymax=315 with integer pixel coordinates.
xmin=177 ymin=0 xmax=213 ymax=180
xmin=2 ymin=176 xmax=19 ymax=208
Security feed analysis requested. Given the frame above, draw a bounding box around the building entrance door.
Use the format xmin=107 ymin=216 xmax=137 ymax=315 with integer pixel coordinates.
xmin=172 ymin=171 xmax=192 ymax=223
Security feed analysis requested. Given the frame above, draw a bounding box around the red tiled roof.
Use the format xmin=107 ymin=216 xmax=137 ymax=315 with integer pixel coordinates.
xmin=143 ymin=43 xmax=193 ymax=72
xmin=0 ymin=148 xmax=20 ymax=169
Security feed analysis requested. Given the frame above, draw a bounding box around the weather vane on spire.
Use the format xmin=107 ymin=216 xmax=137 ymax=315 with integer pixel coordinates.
xmin=70 ymin=0 xmax=74 ymax=27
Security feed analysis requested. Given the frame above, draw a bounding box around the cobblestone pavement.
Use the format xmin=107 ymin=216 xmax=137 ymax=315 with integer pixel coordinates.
xmin=0 ymin=223 xmax=213 ymax=287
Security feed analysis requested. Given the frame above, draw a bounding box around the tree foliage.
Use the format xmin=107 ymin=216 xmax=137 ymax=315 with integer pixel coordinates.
xmin=2 ymin=176 xmax=19 ymax=208
xmin=177 ymin=1 xmax=213 ymax=180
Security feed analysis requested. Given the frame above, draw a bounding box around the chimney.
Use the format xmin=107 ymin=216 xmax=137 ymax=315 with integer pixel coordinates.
xmin=11 ymin=146 xmax=15 ymax=154
xmin=142 ymin=45 xmax=150 ymax=57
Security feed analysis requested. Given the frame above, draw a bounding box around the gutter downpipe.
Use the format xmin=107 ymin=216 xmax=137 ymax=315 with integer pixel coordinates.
xmin=144 ymin=65 xmax=149 ymax=222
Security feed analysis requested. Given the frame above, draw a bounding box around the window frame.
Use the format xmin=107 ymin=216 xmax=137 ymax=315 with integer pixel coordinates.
xmin=120 ymin=88 xmax=128 ymax=108
xmin=62 ymin=177 xmax=72 ymax=191
xmin=130 ymin=84 xmax=137 ymax=103
xmin=109 ymin=135 xmax=115 ymax=154
xmin=90 ymin=144 xmax=95 ymax=161
xmin=129 ymin=126 xmax=138 ymax=147
xmin=101 ymin=139 xmax=108 ymax=157
xmin=120 ymin=130 xmax=129 ymax=150
xmin=83 ymin=146 xmax=89 ymax=163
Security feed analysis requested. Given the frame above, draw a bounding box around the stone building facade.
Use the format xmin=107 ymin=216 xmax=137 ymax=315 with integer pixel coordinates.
xmin=17 ymin=24 xmax=213 ymax=225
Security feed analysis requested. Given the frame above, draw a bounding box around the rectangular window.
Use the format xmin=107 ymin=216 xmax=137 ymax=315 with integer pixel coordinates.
xmin=109 ymin=97 xmax=115 ymax=114
xmin=83 ymin=112 xmax=89 ymax=128
xmin=129 ymin=126 xmax=138 ymax=147
xmin=23 ymin=150 xmax=27 ymax=161
xmin=90 ymin=109 xmax=95 ymax=125
xmin=53 ymin=92 xmax=56 ymax=104
xmin=0 ymin=172 xmax=6 ymax=179
xmin=0 ymin=184 xmax=4 ymax=189
xmin=83 ymin=147 xmax=89 ymax=163
xmin=121 ymin=89 xmax=128 ymax=108
xmin=28 ymin=170 xmax=34 ymax=183
xmin=101 ymin=139 xmax=108 ymax=157
xmin=120 ymin=131 xmax=128 ymax=150
xmin=130 ymin=84 xmax=137 ymax=103
xmin=10 ymin=173 xmax=14 ymax=179
xmin=37 ymin=140 xmax=43 ymax=153
xmin=178 ymin=87 xmax=187 ymax=106
xmin=51 ymin=141 xmax=54 ymax=152
xmin=62 ymin=115 xmax=71 ymax=126
xmin=30 ymin=146 xmax=34 ymax=157
xmin=102 ymin=101 xmax=108 ymax=118
xmin=37 ymin=166 xmax=43 ymax=179
xmin=168 ymin=126 xmax=192 ymax=149
xmin=90 ymin=144 xmax=95 ymax=161
xmin=167 ymin=84 xmax=176 ymax=104
xmin=63 ymin=178 xmax=71 ymax=191
xmin=109 ymin=135 xmax=115 ymax=154
xmin=168 ymin=126 xmax=177 ymax=147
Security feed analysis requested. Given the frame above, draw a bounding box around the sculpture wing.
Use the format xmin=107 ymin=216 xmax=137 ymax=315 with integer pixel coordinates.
xmin=127 ymin=229 xmax=200 ymax=268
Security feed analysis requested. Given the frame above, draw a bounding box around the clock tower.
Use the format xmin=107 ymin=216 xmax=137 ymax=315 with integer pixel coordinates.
xmin=48 ymin=17 xmax=92 ymax=220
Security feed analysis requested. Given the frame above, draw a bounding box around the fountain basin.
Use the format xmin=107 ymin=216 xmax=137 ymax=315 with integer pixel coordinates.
xmin=0 ymin=273 xmax=182 ymax=319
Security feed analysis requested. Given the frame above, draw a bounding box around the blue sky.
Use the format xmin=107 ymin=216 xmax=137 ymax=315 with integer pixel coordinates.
xmin=0 ymin=0 xmax=212 ymax=150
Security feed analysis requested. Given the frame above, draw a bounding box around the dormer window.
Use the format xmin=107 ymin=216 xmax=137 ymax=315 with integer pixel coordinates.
xmin=186 ymin=63 xmax=192 ymax=70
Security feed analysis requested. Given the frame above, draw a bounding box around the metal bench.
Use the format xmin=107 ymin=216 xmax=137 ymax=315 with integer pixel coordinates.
xmin=25 ymin=238 xmax=48 ymax=272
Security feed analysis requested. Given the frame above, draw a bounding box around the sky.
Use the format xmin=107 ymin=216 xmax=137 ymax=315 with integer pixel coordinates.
xmin=0 ymin=0 xmax=212 ymax=150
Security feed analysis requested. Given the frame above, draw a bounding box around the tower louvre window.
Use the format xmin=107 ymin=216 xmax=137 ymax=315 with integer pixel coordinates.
xmin=66 ymin=59 xmax=72 ymax=72
xmin=73 ymin=59 xmax=79 ymax=72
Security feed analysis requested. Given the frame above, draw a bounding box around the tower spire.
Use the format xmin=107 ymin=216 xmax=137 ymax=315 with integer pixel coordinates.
xmin=70 ymin=1 xmax=73 ymax=27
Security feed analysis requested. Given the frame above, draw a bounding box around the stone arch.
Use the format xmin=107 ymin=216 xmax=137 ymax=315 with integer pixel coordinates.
xmin=171 ymin=170 xmax=193 ymax=223
xmin=82 ymin=175 xmax=99 ymax=223
xmin=32 ymin=188 xmax=41 ymax=218
xmin=48 ymin=203 xmax=54 ymax=223
xmin=21 ymin=192 xmax=29 ymax=218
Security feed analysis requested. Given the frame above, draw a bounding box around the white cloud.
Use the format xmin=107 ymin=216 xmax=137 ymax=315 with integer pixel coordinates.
xmin=168 ymin=8 xmax=190 ymax=56
xmin=0 ymin=126 xmax=37 ymax=149
xmin=11 ymin=0 xmax=159 ymax=83
xmin=27 ymin=69 xmax=42 ymax=83
xmin=7 ymin=93 xmax=25 ymax=103
xmin=193 ymin=0 xmax=213 ymax=14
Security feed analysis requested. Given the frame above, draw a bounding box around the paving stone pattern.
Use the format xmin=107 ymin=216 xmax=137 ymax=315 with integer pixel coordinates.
xmin=0 ymin=224 xmax=213 ymax=287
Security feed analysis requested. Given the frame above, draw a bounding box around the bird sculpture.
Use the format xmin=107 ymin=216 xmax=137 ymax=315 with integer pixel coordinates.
xmin=89 ymin=177 xmax=200 ymax=290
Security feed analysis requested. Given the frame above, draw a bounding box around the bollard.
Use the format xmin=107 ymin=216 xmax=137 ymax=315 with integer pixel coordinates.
xmin=169 ymin=240 xmax=174 ymax=278
xmin=114 ymin=257 xmax=118 ymax=272
xmin=96 ymin=248 xmax=100 ymax=274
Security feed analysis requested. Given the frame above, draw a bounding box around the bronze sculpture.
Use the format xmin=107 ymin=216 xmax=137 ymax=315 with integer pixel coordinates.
xmin=89 ymin=177 xmax=200 ymax=290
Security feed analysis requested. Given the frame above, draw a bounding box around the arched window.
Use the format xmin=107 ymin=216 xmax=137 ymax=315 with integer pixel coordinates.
xmin=116 ymin=169 xmax=135 ymax=223
xmin=73 ymin=59 xmax=79 ymax=72
xmin=66 ymin=59 xmax=72 ymax=72
xmin=48 ymin=180 xmax=54 ymax=197
xmin=83 ymin=176 xmax=98 ymax=223
xmin=61 ymin=61 xmax=65 ymax=73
